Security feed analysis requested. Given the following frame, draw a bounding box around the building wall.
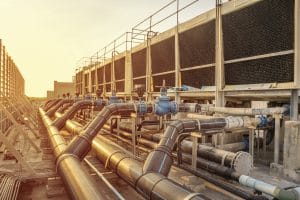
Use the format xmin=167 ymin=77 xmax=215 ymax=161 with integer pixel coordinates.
xmin=47 ymin=90 xmax=54 ymax=99
xmin=53 ymin=80 xmax=75 ymax=98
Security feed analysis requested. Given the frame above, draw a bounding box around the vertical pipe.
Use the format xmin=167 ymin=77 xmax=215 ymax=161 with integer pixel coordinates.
xmin=215 ymin=0 xmax=225 ymax=107
xmin=175 ymin=0 xmax=181 ymax=103
xmin=274 ymin=114 xmax=281 ymax=164
xmin=294 ymin=0 xmax=300 ymax=88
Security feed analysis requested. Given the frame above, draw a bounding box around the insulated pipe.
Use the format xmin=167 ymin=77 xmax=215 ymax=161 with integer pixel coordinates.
xmin=201 ymin=106 xmax=288 ymax=116
xmin=46 ymin=99 xmax=74 ymax=117
xmin=92 ymin=135 xmax=208 ymax=200
xmin=52 ymin=100 xmax=96 ymax=130
xmin=143 ymin=117 xmax=255 ymax=176
xmin=39 ymin=107 xmax=106 ymax=200
xmin=239 ymin=175 xmax=300 ymax=200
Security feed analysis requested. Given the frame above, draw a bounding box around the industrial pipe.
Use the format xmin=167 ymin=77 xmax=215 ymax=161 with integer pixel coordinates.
xmin=39 ymin=107 xmax=106 ymax=200
xmin=44 ymin=99 xmax=61 ymax=112
xmin=239 ymin=175 xmax=300 ymax=200
xmin=46 ymin=99 xmax=74 ymax=117
xmin=143 ymin=116 xmax=256 ymax=176
xmin=92 ymin=135 xmax=208 ymax=200
xmin=62 ymin=103 xmax=152 ymax=160
xmin=52 ymin=100 xmax=102 ymax=130
xmin=54 ymin=102 xmax=74 ymax=118
xmin=201 ymin=106 xmax=288 ymax=116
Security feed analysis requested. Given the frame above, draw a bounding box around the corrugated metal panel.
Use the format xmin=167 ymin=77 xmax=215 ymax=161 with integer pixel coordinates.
xmin=132 ymin=48 xmax=146 ymax=78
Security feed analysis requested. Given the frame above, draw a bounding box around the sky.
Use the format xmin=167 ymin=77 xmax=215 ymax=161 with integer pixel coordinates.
xmin=0 ymin=0 xmax=215 ymax=97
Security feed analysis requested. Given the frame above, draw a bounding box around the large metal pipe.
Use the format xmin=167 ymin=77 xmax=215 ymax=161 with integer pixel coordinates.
xmin=201 ymin=106 xmax=288 ymax=116
xmin=39 ymin=107 xmax=106 ymax=200
xmin=52 ymin=100 xmax=99 ymax=130
xmin=62 ymin=103 xmax=142 ymax=160
xmin=54 ymin=102 xmax=74 ymax=118
xmin=92 ymin=135 xmax=208 ymax=200
xmin=44 ymin=99 xmax=61 ymax=111
xmin=143 ymin=117 xmax=255 ymax=176
xmin=46 ymin=99 xmax=74 ymax=117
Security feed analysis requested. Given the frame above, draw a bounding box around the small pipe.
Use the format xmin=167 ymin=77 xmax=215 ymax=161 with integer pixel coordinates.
xmin=83 ymin=158 xmax=126 ymax=200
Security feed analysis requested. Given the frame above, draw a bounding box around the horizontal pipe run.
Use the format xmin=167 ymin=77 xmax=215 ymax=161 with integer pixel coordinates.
xmin=239 ymin=175 xmax=300 ymax=200
xmin=143 ymin=116 xmax=253 ymax=176
xmin=201 ymin=106 xmax=288 ymax=116
xmin=52 ymin=100 xmax=97 ymax=130
xmin=83 ymin=158 xmax=126 ymax=200
xmin=92 ymin=135 xmax=208 ymax=200
xmin=39 ymin=107 xmax=106 ymax=200
xmin=46 ymin=99 xmax=74 ymax=117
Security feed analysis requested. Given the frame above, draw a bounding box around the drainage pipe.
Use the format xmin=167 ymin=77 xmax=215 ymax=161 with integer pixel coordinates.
xmin=39 ymin=107 xmax=106 ymax=200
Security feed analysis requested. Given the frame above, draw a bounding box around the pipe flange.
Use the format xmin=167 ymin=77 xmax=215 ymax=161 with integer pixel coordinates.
xmin=232 ymin=151 xmax=253 ymax=175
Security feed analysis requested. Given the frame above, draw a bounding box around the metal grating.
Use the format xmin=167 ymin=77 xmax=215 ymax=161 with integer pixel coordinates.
xmin=223 ymin=0 xmax=294 ymax=60
xmin=152 ymin=73 xmax=175 ymax=92
xmin=114 ymin=57 xmax=125 ymax=80
xmin=97 ymin=67 xmax=104 ymax=84
xmin=181 ymin=67 xmax=215 ymax=88
xmin=179 ymin=20 xmax=215 ymax=68
xmin=151 ymin=37 xmax=175 ymax=74
xmin=225 ymin=54 xmax=294 ymax=85
xmin=116 ymin=81 xmax=125 ymax=92
xmin=132 ymin=48 xmax=147 ymax=78
xmin=105 ymin=64 xmax=111 ymax=82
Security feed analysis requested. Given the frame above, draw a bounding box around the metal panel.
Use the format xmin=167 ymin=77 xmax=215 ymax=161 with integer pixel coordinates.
xmin=131 ymin=48 xmax=146 ymax=78
xmin=114 ymin=57 xmax=125 ymax=80
xmin=179 ymin=20 xmax=215 ymax=69
xmin=181 ymin=67 xmax=215 ymax=88
xmin=151 ymin=36 xmax=175 ymax=74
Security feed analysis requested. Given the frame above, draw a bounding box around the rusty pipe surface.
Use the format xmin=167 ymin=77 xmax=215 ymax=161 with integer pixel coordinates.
xmin=39 ymin=107 xmax=106 ymax=200
xmin=92 ymin=135 xmax=208 ymax=200
xmin=52 ymin=100 xmax=96 ymax=130
xmin=46 ymin=99 xmax=74 ymax=117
